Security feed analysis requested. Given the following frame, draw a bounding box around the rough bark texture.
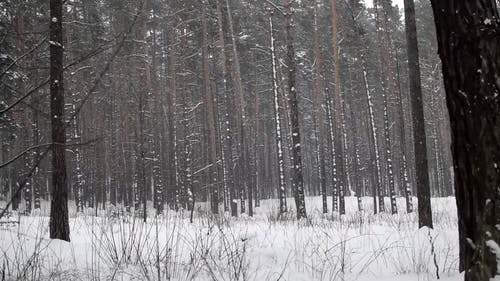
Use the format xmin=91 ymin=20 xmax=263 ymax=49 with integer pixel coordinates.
xmin=284 ymin=0 xmax=306 ymax=219
xmin=201 ymin=2 xmax=219 ymax=214
xmin=325 ymin=89 xmax=338 ymax=212
xmin=225 ymin=0 xmax=247 ymax=215
xmin=269 ymin=10 xmax=287 ymax=216
xmin=404 ymin=0 xmax=432 ymax=227
xmin=49 ymin=0 xmax=70 ymax=242
xmin=330 ymin=0 xmax=346 ymax=216
xmin=313 ymin=1 xmax=327 ymax=214
xmin=372 ymin=2 xmax=387 ymax=214
xmin=429 ymin=1 xmax=500 ymax=280
xmin=215 ymin=0 xmax=236 ymax=216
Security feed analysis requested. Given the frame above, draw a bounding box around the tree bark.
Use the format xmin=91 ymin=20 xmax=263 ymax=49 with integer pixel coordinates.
xmin=404 ymin=0 xmax=432 ymax=227
xmin=215 ymin=0 xmax=236 ymax=216
xmin=201 ymin=1 xmax=219 ymax=214
xmin=284 ymin=0 xmax=306 ymax=219
xmin=268 ymin=9 xmax=287 ymax=215
xmin=429 ymin=1 xmax=500 ymax=280
xmin=330 ymin=0 xmax=346 ymax=215
xmin=313 ymin=1 xmax=328 ymax=214
xmin=225 ymin=0 xmax=247 ymax=215
xmin=49 ymin=0 xmax=70 ymax=242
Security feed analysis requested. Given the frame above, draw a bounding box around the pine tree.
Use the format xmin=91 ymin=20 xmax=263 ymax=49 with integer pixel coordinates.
xmin=284 ymin=0 xmax=306 ymax=219
xmin=429 ymin=1 xmax=499 ymax=280
xmin=49 ymin=0 xmax=70 ymax=242
xmin=404 ymin=0 xmax=432 ymax=226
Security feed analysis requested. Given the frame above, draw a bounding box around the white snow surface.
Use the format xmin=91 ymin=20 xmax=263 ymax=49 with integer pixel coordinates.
xmin=486 ymin=239 xmax=500 ymax=273
xmin=0 ymin=197 xmax=463 ymax=281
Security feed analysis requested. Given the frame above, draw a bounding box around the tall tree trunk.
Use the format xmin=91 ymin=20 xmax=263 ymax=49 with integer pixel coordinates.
xmin=429 ymin=2 xmax=500 ymax=280
xmin=215 ymin=0 xmax=236 ymax=216
xmin=330 ymin=0 xmax=346 ymax=215
xmin=268 ymin=9 xmax=287 ymax=215
xmin=32 ymin=8 xmax=41 ymax=211
xmin=404 ymin=0 xmax=432 ymax=226
xmin=313 ymin=1 xmax=328 ymax=214
xmin=346 ymin=2 xmax=383 ymax=212
xmin=225 ymin=0 xmax=247 ymax=215
xmin=284 ymin=0 xmax=306 ymax=219
xmin=373 ymin=0 xmax=393 ymax=213
xmin=65 ymin=19 xmax=84 ymax=213
xmin=362 ymin=65 xmax=383 ymax=214
xmin=15 ymin=6 xmax=31 ymax=215
xmin=168 ymin=13 xmax=182 ymax=211
xmin=395 ymin=49 xmax=414 ymax=213
xmin=49 ymin=0 xmax=70 ymax=241
xmin=150 ymin=5 xmax=163 ymax=215
xmin=201 ymin=1 xmax=219 ymax=214
xmin=252 ymin=62 xmax=261 ymax=210
xmin=325 ymin=88 xmax=339 ymax=212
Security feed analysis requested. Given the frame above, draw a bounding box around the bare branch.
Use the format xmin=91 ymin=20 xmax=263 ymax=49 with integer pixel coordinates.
xmin=0 ymin=37 xmax=47 ymax=80
xmin=0 ymin=77 xmax=50 ymax=116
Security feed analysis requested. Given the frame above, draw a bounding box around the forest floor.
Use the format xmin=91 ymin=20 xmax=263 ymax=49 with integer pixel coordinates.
xmin=0 ymin=197 xmax=462 ymax=281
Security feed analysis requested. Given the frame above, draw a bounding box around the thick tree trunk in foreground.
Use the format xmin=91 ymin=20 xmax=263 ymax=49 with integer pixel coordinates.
xmin=404 ymin=0 xmax=432 ymax=227
xmin=430 ymin=1 xmax=500 ymax=280
xmin=49 ymin=0 xmax=70 ymax=241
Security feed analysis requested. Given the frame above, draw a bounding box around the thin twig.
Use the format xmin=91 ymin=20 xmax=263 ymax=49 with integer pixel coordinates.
xmin=0 ymin=37 xmax=47 ymax=80
xmin=0 ymin=138 xmax=99 ymax=170
xmin=0 ymin=40 xmax=117 ymax=117
xmin=0 ymin=2 xmax=144 ymax=220
xmin=0 ymin=77 xmax=50 ymax=116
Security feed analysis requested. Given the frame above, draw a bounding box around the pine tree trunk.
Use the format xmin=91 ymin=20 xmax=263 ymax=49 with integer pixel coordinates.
xmin=346 ymin=7 xmax=381 ymax=214
xmin=268 ymin=9 xmax=287 ymax=215
xmin=313 ymin=1 xmax=328 ymax=214
xmin=167 ymin=13 xmax=182 ymax=212
xmin=252 ymin=62 xmax=261 ymax=210
xmin=15 ymin=7 xmax=32 ymax=215
xmin=362 ymin=65 xmax=383 ymax=214
xmin=404 ymin=0 xmax=432 ymax=226
xmin=201 ymin=1 xmax=219 ymax=214
xmin=225 ymin=0 xmax=247 ymax=215
xmin=284 ymin=0 xmax=306 ymax=219
xmin=330 ymin=0 xmax=346 ymax=215
xmin=215 ymin=0 xmax=236 ymax=216
xmin=429 ymin=1 xmax=500 ymax=280
xmin=32 ymin=8 xmax=41 ymax=211
xmin=325 ymin=90 xmax=338 ymax=212
xmin=373 ymin=0 xmax=392 ymax=213
xmin=49 ymin=0 xmax=70 ymax=241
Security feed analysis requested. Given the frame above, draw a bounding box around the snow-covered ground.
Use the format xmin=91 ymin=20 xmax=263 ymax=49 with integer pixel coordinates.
xmin=0 ymin=196 xmax=461 ymax=281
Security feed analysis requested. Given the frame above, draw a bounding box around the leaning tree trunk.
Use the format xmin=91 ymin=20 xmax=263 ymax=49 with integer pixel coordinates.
xmin=49 ymin=0 xmax=70 ymax=242
xmin=429 ymin=1 xmax=500 ymax=281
